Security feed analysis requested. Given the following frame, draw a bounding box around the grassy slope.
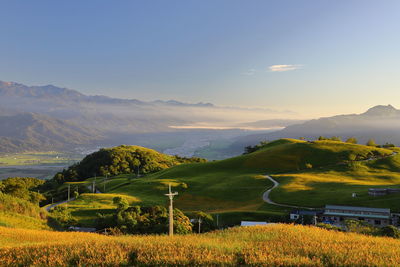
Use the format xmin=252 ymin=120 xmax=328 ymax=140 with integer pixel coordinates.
xmin=272 ymin=152 xmax=400 ymax=211
xmin=1 ymin=224 xmax=400 ymax=266
xmin=63 ymin=139 xmax=397 ymax=226
xmin=0 ymin=211 xmax=49 ymax=230
xmin=64 ymin=193 xmax=140 ymax=226
xmin=0 ymin=193 xmax=49 ymax=230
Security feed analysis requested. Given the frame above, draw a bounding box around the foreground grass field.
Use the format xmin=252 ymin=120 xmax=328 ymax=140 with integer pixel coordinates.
xmin=61 ymin=139 xmax=398 ymax=225
xmin=1 ymin=224 xmax=400 ymax=266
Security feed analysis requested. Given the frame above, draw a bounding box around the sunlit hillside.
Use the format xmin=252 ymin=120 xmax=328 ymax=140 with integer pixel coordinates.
xmin=59 ymin=139 xmax=398 ymax=226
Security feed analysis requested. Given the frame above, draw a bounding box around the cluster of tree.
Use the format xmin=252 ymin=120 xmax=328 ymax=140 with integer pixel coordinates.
xmin=96 ymin=197 xmax=193 ymax=234
xmin=317 ymin=219 xmax=400 ymax=239
xmin=243 ymin=141 xmax=270 ymax=154
xmin=0 ymin=177 xmax=47 ymax=220
xmin=51 ymin=145 xmax=206 ymax=184
xmin=318 ymin=136 xmax=343 ymax=142
xmin=317 ymin=136 xmax=397 ymax=148
xmin=0 ymin=177 xmax=45 ymax=204
xmin=48 ymin=206 xmax=77 ymax=230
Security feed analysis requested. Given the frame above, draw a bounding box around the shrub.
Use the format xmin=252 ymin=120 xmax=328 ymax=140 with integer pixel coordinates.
xmin=316 ymin=223 xmax=342 ymax=231
xmin=48 ymin=206 xmax=77 ymax=229
xmin=366 ymin=139 xmax=377 ymax=147
xmin=346 ymin=137 xmax=358 ymax=144
xmin=380 ymin=225 xmax=400 ymax=238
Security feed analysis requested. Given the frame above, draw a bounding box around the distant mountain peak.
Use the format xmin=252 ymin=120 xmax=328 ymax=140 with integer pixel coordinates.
xmin=363 ymin=104 xmax=399 ymax=116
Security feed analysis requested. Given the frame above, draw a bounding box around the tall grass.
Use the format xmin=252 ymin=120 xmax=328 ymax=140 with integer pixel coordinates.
xmin=1 ymin=224 xmax=400 ymax=266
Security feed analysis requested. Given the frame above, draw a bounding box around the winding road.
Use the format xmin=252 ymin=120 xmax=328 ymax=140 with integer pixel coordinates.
xmin=262 ymin=175 xmax=315 ymax=210
xmin=45 ymin=198 xmax=75 ymax=212
xmin=44 ymin=184 xmax=101 ymax=212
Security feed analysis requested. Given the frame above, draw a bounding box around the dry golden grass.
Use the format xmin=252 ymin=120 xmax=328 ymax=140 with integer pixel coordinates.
xmin=1 ymin=224 xmax=400 ymax=266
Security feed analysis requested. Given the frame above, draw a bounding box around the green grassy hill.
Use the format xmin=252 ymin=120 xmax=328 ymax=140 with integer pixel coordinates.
xmin=272 ymin=151 xmax=400 ymax=210
xmin=58 ymin=139 xmax=399 ymax=226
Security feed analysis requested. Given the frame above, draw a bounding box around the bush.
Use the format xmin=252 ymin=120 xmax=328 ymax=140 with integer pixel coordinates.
xmin=243 ymin=141 xmax=270 ymax=154
xmin=97 ymin=203 xmax=193 ymax=235
xmin=345 ymin=219 xmax=379 ymax=236
xmin=346 ymin=137 xmax=358 ymax=144
xmin=380 ymin=225 xmax=400 ymax=238
xmin=48 ymin=206 xmax=77 ymax=229
xmin=366 ymin=139 xmax=377 ymax=147
xmin=305 ymin=163 xmax=313 ymax=169
xmin=316 ymin=223 xmax=342 ymax=231
xmin=0 ymin=177 xmax=45 ymax=204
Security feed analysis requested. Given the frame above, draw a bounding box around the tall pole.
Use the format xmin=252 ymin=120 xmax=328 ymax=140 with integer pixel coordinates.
xmin=198 ymin=218 xmax=202 ymax=233
xmin=165 ymin=184 xmax=178 ymax=236
xmin=103 ymin=173 xmax=108 ymax=193
xmin=93 ymin=173 xmax=96 ymax=193
xmin=68 ymin=184 xmax=70 ymax=201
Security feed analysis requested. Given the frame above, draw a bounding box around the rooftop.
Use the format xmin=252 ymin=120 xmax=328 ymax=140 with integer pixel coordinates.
xmin=240 ymin=221 xmax=268 ymax=226
xmin=325 ymin=205 xmax=390 ymax=213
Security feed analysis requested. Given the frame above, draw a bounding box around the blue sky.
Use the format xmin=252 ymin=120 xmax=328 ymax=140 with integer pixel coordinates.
xmin=1 ymin=0 xmax=400 ymax=117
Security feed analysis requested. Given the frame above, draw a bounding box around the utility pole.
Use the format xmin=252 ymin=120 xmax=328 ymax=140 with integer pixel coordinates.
xmin=93 ymin=173 xmax=96 ymax=193
xmin=67 ymin=184 xmax=71 ymax=201
xmin=165 ymin=184 xmax=178 ymax=236
xmin=137 ymin=163 xmax=141 ymax=177
xmin=198 ymin=217 xmax=202 ymax=233
xmin=216 ymin=214 xmax=219 ymax=228
xmin=103 ymin=173 xmax=108 ymax=193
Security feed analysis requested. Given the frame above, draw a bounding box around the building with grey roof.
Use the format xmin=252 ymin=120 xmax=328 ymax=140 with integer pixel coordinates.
xmin=321 ymin=205 xmax=391 ymax=227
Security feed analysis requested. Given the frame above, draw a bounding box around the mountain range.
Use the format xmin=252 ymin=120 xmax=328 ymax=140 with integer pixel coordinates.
xmin=1 ymin=80 xmax=399 ymax=154
xmin=0 ymin=80 xmax=295 ymax=153
xmin=231 ymin=104 xmax=400 ymax=150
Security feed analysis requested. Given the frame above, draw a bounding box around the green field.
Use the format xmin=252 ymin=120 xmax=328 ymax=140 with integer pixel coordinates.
xmin=271 ymin=153 xmax=400 ymax=211
xmin=0 ymin=152 xmax=81 ymax=166
xmin=59 ymin=139 xmax=400 ymax=226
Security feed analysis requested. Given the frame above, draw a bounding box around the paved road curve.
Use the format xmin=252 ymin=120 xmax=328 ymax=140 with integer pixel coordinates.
xmin=44 ymin=198 xmax=75 ymax=212
xmin=262 ymin=175 xmax=316 ymax=210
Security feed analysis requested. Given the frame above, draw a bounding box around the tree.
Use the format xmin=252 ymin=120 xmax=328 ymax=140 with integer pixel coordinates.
xmin=50 ymin=145 xmax=207 ymax=184
xmin=98 ymin=204 xmax=192 ymax=234
xmin=346 ymin=137 xmax=358 ymax=144
xmin=192 ymin=211 xmax=215 ymax=233
xmin=366 ymin=139 xmax=377 ymax=147
xmin=380 ymin=225 xmax=400 ymax=238
xmin=348 ymin=153 xmax=357 ymax=161
xmin=113 ymin=196 xmax=129 ymax=211
xmin=48 ymin=206 xmax=77 ymax=229
xmin=0 ymin=177 xmax=45 ymax=204
xmin=330 ymin=136 xmax=342 ymax=142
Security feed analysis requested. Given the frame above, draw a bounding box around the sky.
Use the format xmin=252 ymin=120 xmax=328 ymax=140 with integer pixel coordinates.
xmin=1 ymin=0 xmax=400 ymax=118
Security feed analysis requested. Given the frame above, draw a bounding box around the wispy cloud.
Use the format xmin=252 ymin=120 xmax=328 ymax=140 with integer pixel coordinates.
xmin=269 ymin=64 xmax=303 ymax=72
xmin=241 ymin=68 xmax=257 ymax=76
